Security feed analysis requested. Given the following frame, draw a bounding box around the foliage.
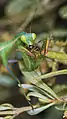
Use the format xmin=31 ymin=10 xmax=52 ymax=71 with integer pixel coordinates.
xmin=0 ymin=0 xmax=67 ymax=119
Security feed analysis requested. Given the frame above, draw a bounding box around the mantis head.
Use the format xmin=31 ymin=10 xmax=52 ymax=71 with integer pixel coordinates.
xmin=20 ymin=33 xmax=36 ymax=46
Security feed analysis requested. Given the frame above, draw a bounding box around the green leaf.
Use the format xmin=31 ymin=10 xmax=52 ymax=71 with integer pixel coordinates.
xmin=46 ymin=51 xmax=67 ymax=63
xmin=21 ymin=71 xmax=39 ymax=83
xmin=35 ymin=80 xmax=58 ymax=99
xmin=0 ymin=103 xmax=13 ymax=111
xmin=19 ymin=84 xmax=33 ymax=89
xmin=1 ymin=104 xmax=14 ymax=108
xmin=27 ymin=102 xmax=55 ymax=115
xmin=27 ymin=92 xmax=50 ymax=103
xmin=20 ymin=83 xmax=54 ymax=99
xmin=21 ymin=71 xmax=58 ymax=99
xmin=35 ymin=69 xmax=67 ymax=82
xmin=4 ymin=116 xmax=12 ymax=119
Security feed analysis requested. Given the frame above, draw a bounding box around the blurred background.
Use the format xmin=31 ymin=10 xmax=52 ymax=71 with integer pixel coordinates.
xmin=0 ymin=0 xmax=67 ymax=119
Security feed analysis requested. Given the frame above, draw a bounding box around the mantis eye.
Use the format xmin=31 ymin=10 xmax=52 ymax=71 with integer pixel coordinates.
xmin=21 ymin=35 xmax=27 ymax=43
xmin=32 ymin=33 xmax=36 ymax=40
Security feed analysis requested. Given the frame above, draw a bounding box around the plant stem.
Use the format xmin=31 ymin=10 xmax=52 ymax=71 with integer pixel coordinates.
xmin=0 ymin=105 xmax=37 ymax=116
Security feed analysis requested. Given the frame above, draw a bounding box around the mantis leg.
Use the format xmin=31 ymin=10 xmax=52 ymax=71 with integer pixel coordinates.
xmin=1 ymin=51 xmax=19 ymax=81
xmin=1 ymin=52 xmax=18 ymax=81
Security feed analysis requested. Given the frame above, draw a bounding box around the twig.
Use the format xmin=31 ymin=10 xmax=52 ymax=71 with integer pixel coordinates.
xmin=0 ymin=105 xmax=37 ymax=119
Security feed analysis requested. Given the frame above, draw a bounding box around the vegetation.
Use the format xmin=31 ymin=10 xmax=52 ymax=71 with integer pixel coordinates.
xmin=0 ymin=0 xmax=67 ymax=119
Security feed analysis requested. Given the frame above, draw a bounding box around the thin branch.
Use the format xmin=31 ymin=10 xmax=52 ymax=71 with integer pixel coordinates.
xmin=0 ymin=105 xmax=37 ymax=116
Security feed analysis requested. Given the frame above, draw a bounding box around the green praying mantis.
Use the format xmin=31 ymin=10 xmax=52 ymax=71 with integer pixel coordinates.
xmin=0 ymin=31 xmax=51 ymax=77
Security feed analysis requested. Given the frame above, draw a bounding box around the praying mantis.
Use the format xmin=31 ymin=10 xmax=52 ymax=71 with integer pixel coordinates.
xmin=0 ymin=31 xmax=50 ymax=106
